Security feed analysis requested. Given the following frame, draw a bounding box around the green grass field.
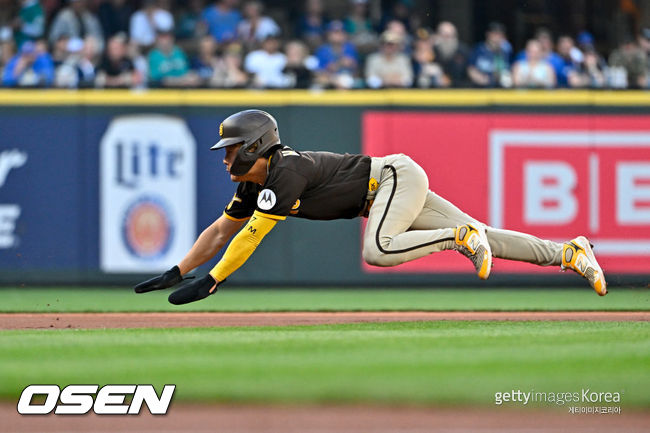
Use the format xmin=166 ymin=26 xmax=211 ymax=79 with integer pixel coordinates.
xmin=1 ymin=288 xmax=649 ymax=408
xmin=1 ymin=321 xmax=648 ymax=406
xmin=1 ymin=287 xmax=648 ymax=312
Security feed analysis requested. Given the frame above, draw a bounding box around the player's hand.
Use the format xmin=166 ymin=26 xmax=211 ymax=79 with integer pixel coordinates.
xmin=168 ymin=274 xmax=223 ymax=305
xmin=134 ymin=266 xmax=183 ymax=293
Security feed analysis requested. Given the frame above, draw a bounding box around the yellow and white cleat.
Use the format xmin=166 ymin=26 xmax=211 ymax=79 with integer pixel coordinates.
xmin=562 ymin=236 xmax=607 ymax=296
xmin=455 ymin=223 xmax=492 ymax=280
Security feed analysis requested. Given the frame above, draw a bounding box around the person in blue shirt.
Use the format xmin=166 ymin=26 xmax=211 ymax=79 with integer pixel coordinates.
xmin=2 ymin=41 xmax=54 ymax=87
xmin=555 ymin=35 xmax=582 ymax=87
xmin=295 ymin=0 xmax=329 ymax=50
xmin=467 ymin=22 xmax=512 ymax=88
xmin=314 ymin=20 xmax=358 ymax=88
xmin=201 ymin=0 xmax=242 ymax=43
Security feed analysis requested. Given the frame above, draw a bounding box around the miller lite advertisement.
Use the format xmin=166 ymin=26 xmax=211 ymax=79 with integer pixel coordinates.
xmin=100 ymin=115 xmax=197 ymax=273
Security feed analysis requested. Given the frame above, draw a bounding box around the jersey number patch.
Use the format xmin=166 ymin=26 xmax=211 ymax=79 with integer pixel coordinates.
xmin=257 ymin=189 xmax=277 ymax=210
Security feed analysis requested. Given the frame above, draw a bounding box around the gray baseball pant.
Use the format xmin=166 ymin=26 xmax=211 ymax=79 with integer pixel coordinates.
xmin=362 ymin=154 xmax=563 ymax=267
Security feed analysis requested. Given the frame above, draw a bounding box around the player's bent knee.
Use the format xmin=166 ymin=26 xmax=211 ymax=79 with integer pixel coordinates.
xmin=362 ymin=247 xmax=399 ymax=267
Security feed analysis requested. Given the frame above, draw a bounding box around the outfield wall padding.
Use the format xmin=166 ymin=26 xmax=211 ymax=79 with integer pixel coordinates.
xmin=0 ymin=90 xmax=648 ymax=286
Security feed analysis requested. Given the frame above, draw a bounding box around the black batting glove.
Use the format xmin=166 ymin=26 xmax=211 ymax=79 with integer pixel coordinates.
xmin=168 ymin=274 xmax=223 ymax=305
xmin=134 ymin=265 xmax=183 ymax=293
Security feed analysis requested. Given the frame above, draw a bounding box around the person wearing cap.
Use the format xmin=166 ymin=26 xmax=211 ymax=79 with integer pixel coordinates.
xmin=365 ymin=30 xmax=413 ymax=88
xmin=314 ymin=20 xmax=359 ymax=88
xmin=467 ymin=22 xmax=512 ymax=88
xmin=2 ymin=40 xmax=53 ymax=87
xmin=48 ymin=0 xmax=104 ymax=54
xmin=54 ymin=35 xmax=99 ymax=88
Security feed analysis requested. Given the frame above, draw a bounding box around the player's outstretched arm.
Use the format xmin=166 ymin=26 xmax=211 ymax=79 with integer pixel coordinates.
xmin=168 ymin=211 xmax=279 ymax=305
xmin=133 ymin=215 xmax=245 ymax=294
xmin=177 ymin=215 xmax=246 ymax=275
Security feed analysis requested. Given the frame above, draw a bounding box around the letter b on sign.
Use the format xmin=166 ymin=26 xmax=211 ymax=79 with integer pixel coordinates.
xmin=617 ymin=163 xmax=650 ymax=224
xmin=524 ymin=162 xmax=577 ymax=225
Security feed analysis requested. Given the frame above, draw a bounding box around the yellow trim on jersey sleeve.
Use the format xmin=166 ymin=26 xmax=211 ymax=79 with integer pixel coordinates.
xmin=222 ymin=212 xmax=250 ymax=222
xmin=254 ymin=211 xmax=287 ymax=221
xmin=209 ymin=211 xmax=278 ymax=282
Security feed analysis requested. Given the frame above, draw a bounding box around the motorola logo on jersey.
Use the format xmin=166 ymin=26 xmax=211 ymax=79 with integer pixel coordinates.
xmin=257 ymin=189 xmax=277 ymax=210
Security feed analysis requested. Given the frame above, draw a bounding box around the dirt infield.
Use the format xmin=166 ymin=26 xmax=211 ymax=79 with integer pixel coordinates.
xmin=0 ymin=311 xmax=648 ymax=330
xmin=3 ymin=403 xmax=649 ymax=433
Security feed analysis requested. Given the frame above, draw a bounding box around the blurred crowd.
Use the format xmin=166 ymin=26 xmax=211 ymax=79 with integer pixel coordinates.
xmin=0 ymin=0 xmax=649 ymax=89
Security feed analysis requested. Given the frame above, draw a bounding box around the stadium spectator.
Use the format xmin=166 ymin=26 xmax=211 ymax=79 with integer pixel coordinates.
xmin=244 ymin=34 xmax=287 ymax=88
xmin=12 ymin=0 xmax=45 ymax=48
xmin=608 ymin=35 xmax=647 ymax=89
xmin=95 ymin=33 xmax=140 ymax=88
xmin=574 ymin=47 xmax=606 ymax=88
xmin=2 ymin=40 xmax=53 ymax=87
xmin=343 ymin=0 xmax=377 ymax=55
xmin=365 ymin=30 xmax=412 ymax=88
xmin=54 ymin=36 xmax=98 ymax=88
xmin=283 ymin=39 xmax=316 ymax=88
xmin=467 ymin=21 xmax=512 ymax=87
xmin=512 ymin=39 xmax=555 ymax=88
xmin=576 ymin=31 xmax=595 ymax=54
xmin=639 ymin=27 xmax=650 ymax=87
xmin=201 ymin=0 xmax=241 ymax=43
xmin=515 ymin=28 xmax=563 ymax=78
xmin=384 ymin=19 xmax=411 ymax=53
xmin=192 ymin=34 xmax=219 ymax=85
xmin=411 ymin=37 xmax=444 ymax=88
xmin=0 ymin=26 xmax=14 ymax=72
xmin=49 ymin=0 xmax=104 ymax=54
xmin=237 ymin=1 xmax=280 ymax=47
xmin=129 ymin=0 xmax=174 ymax=50
xmin=148 ymin=25 xmax=200 ymax=87
xmin=314 ymin=20 xmax=358 ymax=89
xmin=98 ymin=0 xmax=132 ymax=40
xmin=555 ymin=35 xmax=582 ymax=87
xmin=51 ymin=34 xmax=71 ymax=67
xmin=175 ymin=0 xmax=205 ymax=42
xmin=211 ymin=41 xmax=248 ymax=87
xmin=379 ymin=0 xmax=419 ymax=35
xmin=296 ymin=0 xmax=328 ymax=51
xmin=433 ymin=21 xmax=470 ymax=87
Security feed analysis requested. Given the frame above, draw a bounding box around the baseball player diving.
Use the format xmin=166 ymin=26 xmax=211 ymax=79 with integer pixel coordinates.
xmin=134 ymin=109 xmax=607 ymax=304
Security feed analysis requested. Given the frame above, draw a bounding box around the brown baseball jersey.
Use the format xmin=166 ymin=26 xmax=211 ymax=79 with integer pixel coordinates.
xmin=224 ymin=146 xmax=371 ymax=221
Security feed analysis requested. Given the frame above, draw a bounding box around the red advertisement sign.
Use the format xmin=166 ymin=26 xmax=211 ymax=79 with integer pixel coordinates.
xmin=362 ymin=112 xmax=650 ymax=274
